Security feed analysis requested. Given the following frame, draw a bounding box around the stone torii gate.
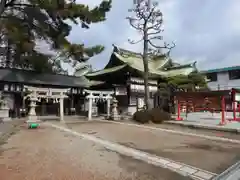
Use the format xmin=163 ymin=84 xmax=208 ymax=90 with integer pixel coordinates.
xmin=84 ymin=90 xmax=114 ymax=120
xmin=24 ymin=86 xmax=69 ymax=122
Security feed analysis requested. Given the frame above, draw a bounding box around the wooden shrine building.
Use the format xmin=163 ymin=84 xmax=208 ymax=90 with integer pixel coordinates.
xmin=174 ymin=88 xmax=240 ymax=122
xmin=86 ymin=45 xmax=197 ymax=115
xmin=0 ymin=66 xmax=100 ymax=119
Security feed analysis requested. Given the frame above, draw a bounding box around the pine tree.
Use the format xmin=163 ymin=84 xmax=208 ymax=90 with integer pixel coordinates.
xmin=127 ymin=0 xmax=175 ymax=109
xmin=0 ymin=0 xmax=111 ymax=73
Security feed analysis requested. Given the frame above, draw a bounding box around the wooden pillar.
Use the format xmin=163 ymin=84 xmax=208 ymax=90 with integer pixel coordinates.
xmin=220 ymin=96 xmax=226 ymax=125
xmin=233 ymin=101 xmax=236 ymax=121
xmin=176 ymin=100 xmax=183 ymax=121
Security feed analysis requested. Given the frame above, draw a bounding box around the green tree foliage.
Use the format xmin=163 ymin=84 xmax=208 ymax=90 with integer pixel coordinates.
xmin=155 ymin=72 xmax=208 ymax=113
xmin=167 ymin=71 xmax=208 ymax=91
xmin=0 ymin=0 xmax=111 ymax=73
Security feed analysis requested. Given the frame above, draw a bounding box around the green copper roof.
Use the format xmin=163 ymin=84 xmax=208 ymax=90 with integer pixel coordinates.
xmin=113 ymin=49 xmax=196 ymax=77
xmin=201 ymin=66 xmax=240 ymax=74
xmin=87 ymin=80 xmax=105 ymax=86
xmin=86 ymin=64 xmax=126 ymax=77
xmin=86 ymin=45 xmax=197 ymax=78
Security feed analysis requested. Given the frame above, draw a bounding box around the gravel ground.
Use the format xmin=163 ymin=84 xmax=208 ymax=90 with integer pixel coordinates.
xmin=0 ymin=120 xmax=24 ymax=146
xmin=66 ymin=121 xmax=240 ymax=174
xmin=0 ymin=125 xmax=191 ymax=180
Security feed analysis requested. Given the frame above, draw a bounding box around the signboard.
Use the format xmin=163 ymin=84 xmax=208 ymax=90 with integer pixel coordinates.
xmin=130 ymin=84 xmax=157 ymax=93
xmin=137 ymin=98 xmax=145 ymax=109
xmin=235 ymin=93 xmax=240 ymax=101
xmin=115 ymin=87 xmax=127 ymax=95
xmin=130 ymin=77 xmax=157 ymax=85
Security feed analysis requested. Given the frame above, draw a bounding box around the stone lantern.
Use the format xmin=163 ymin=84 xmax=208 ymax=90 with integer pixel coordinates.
xmin=111 ymin=98 xmax=120 ymax=120
xmin=0 ymin=92 xmax=10 ymax=121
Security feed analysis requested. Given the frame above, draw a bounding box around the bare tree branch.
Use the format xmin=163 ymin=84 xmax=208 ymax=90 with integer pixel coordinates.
xmin=145 ymin=4 xmax=156 ymax=21
xmin=147 ymin=35 xmax=162 ymax=41
xmin=147 ymin=19 xmax=163 ymax=30
xmin=0 ymin=0 xmax=8 ymax=17
xmin=126 ymin=17 xmax=144 ymax=31
xmin=148 ymin=40 xmax=175 ymax=50
xmin=147 ymin=29 xmax=163 ymax=36
xmin=128 ymin=37 xmax=143 ymax=44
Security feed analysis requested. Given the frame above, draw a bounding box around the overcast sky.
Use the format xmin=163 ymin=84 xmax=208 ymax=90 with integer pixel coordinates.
xmin=65 ymin=0 xmax=240 ymax=74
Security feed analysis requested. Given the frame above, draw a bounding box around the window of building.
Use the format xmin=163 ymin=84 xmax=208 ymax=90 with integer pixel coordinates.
xmin=206 ymin=73 xmax=217 ymax=82
xmin=229 ymin=70 xmax=240 ymax=80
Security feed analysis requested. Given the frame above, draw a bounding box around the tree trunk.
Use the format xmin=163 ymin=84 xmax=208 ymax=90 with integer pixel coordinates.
xmin=0 ymin=0 xmax=7 ymax=17
xmin=143 ymin=29 xmax=150 ymax=110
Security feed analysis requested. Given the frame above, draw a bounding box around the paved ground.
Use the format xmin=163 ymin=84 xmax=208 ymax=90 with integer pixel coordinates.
xmin=141 ymin=123 xmax=240 ymax=140
xmin=66 ymin=121 xmax=240 ymax=174
xmin=173 ymin=112 xmax=240 ymax=130
xmin=106 ymin=120 xmax=240 ymax=140
xmin=0 ymin=120 xmax=24 ymax=145
xmin=0 ymin=123 xmax=192 ymax=180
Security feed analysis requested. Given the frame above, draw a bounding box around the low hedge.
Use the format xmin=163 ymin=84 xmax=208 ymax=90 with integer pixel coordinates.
xmin=149 ymin=107 xmax=171 ymax=124
xmin=133 ymin=107 xmax=171 ymax=124
xmin=132 ymin=110 xmax=151 ymax=124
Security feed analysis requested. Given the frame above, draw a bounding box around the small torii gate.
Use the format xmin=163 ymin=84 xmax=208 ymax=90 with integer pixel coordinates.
xmin=84 ymin=90 xmax=114 ymax=120
xmin=24 ymin=86 xmax=69 ymax=122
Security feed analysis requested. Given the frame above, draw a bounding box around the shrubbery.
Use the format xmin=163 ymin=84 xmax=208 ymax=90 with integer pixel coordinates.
xmin=149 ymin=107 xmax=171 ymax=124
xmin=132 ymin=110 xmax=151 ymax=124
xmin=132 ymin=107 xmax=171 ymax=124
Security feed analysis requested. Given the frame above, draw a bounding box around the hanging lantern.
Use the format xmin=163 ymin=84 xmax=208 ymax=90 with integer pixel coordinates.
xmin=16 ymin=85 xmax=20 ymax=91
xmin=10 ymin=84 xmax=14 ymax=91
xmin=4 ymin=84 xmax=8 ymax=91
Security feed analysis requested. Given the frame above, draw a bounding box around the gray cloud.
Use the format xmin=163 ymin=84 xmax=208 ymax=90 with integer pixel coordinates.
xmin=66 ymin=0 xmax=240 ymax=73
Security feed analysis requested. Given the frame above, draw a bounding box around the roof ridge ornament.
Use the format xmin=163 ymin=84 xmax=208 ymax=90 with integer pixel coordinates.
xmin=112 ymin=44 xmax=142 ymax=58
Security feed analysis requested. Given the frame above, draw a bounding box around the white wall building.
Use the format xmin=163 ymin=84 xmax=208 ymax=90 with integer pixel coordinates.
xmin=202 ymin=66 xmax=240 ymax=90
